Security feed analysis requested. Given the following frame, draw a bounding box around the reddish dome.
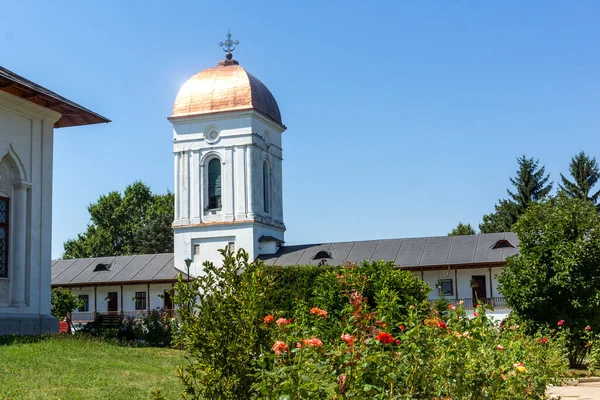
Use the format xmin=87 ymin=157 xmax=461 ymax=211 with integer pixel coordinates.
xmin=170 ymin=59 xmax=282 ymax=125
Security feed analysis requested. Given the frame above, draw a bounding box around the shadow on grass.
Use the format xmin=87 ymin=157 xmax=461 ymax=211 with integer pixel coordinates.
xmin=0 ymin=334 xmax=54 ymax=346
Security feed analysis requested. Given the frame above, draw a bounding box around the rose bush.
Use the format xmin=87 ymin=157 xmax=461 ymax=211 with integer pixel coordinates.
xmin=117 ymin=308 xmax=175 ymax=347
xmin=174 ymin=250 xmax=568 ymax=399
xmin=254 ymin=277 xmax=568 ymax=399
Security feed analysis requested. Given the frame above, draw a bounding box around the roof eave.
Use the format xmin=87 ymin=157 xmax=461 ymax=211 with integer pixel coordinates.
xmin=0 ymin=66 xmax=110 ymax=128
xmin=168 ymin=108 xmax=286 ymax=131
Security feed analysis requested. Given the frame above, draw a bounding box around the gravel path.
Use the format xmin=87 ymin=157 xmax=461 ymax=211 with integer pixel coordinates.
xmin=547 ymin=382 xmax=600 ymax=399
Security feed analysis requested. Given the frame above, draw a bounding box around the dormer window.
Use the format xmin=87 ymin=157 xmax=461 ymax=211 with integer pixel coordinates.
xmin=313 ymin=250 xmax=332 ymax=260
xmin=492 ymin=240 xmax=514 ymax=249
xmin=93 ymin=262 xmax=112 ymax=272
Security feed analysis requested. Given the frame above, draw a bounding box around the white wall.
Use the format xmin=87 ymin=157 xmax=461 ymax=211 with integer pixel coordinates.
xmin=0 ymin=91 xmax=61 ymax=334
xmin=419 ymin=267 xmax=504 ymax=303
xmin=69 ymin=283 xmax=174 ymax=315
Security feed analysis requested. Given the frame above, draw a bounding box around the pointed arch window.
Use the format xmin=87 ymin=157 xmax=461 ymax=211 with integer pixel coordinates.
xmin=263 ymin=161 xmax=270 ymax=213
xmin=208 ymin=158 xmax=222 ymax=210
xmin=0 ymin=197 xmax=9 ymax=278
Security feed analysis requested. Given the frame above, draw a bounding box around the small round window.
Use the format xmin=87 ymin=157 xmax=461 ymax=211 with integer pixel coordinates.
xmin=205 ymin=126 xmax=220 ymax=144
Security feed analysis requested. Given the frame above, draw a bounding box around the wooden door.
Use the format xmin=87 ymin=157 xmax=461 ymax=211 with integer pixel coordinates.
xmin=163 ymin=290 xmax=173 ymax=311
xmin=471 ymin=276 xmax=487 ymax=303
xmin=107 ymin=292 xmax=118 ymax=313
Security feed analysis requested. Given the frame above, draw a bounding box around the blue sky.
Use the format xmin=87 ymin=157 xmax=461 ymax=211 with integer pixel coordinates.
xmin=1 ymin=1 xmax=599 ymax=258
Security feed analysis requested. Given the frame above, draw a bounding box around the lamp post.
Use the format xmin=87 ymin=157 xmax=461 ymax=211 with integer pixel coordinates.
xmin=184 ymin=258 xmax=192 ymax=282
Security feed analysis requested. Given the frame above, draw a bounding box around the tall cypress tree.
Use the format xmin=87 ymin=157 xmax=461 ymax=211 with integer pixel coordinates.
xmin=559 ymin=151 xmax=600 ymax=205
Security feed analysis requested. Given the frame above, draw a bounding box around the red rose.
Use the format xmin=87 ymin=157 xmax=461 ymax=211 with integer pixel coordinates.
xmin=341 ymin=333 xmax=355 ymax=347
xmin=309 ymin=307 xmax=328 ymax=318
xmin=276 ymin=318 xmax=292 ymax=327
xmin=586 ymin=325 xmax=591 ymax=331
xmin=558 ymin=320 xmax=565 ymax=326
xmin=376 ymin=332 xmax=394 ymax=344
xmin=272 ymin=341 xmax=288 ymax=355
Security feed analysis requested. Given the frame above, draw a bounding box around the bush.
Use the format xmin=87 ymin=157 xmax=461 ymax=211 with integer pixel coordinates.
xmin=499 ymin=195 xmax=600 ymax=366
xmin=172 ymin=248 xmax=272 ymax=399
xmin=260 ymin=261 xmax=431 ymax=342
xmin=255 ymin=299 xmax=568 ymax=399
xmin=175 ymin=249 xmax=565 ymax=399
xmin=261 ymin=264 xmax=337 ymax=313
xmin=77 ymin=309 xmax=175 ymax=347
xmin=116 ymin=309 xmax=175 ymax=347
xmin=51 ymin=288 xmax=83 ymax=331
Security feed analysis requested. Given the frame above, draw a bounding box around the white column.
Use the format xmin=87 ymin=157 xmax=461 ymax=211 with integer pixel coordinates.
xmin=174 ymin=152 xmax=180 ymax=221
xmin=181 ymin=151 xmax=189 ymax=221
xmin=199 ymin=163 xmax=205 ymax=219
xmin=235 ymin=146 xmax=247 ymax=219
xmin=190 ymin=151 xmax=200 ymax=223
xmin=246 ymin=146 xmax=254 ymax=216
xmin=225 ymin=147 xmax=234 ymax=221
xmin=11 ymin=184 xmax=28 ymax=307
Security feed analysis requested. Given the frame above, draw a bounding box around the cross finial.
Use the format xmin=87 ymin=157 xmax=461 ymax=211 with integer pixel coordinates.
xmin=219 ymin=30 xmax=239 ymax=60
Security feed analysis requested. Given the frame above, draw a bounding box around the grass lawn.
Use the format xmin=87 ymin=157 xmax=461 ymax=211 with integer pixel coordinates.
xmin=0 ymin=335 xmax=185 ymax=399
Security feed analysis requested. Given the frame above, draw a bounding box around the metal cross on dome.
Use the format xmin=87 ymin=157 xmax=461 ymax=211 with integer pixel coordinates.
xmin=219 ymin=31 xmax=239 ymax=56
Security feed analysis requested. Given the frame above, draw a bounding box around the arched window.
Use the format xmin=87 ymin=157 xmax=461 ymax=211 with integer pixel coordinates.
xmin=207 ymin=158 xmax=222 ymax=210
xmin=263 ymin=161 xmax=270 ymax=213
xmin=0 ymin=197 xmax=9 ymax=278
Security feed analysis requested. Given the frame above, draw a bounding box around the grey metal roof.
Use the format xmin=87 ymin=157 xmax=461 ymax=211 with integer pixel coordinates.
xmin=51 ymin=233 xmax=519 ymax=286
xmin=259 ymin=233 xmax=519 ymax=268
xmin=51 ymin=253 xmax=182 ymax=286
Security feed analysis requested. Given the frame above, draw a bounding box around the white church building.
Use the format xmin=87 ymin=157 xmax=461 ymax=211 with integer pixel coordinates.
xmin=0 ymin=67 xmax=109 ymax=335
xmin=52 ymin=37 xmax=516 ymax=323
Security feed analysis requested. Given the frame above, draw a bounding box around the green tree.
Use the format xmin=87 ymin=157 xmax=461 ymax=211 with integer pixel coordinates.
xmin=62 ymin=182 xmax=174 ymax=259
xmin=498 ymin=195 xmax=600 ymax=366
xmin=559 ymin=151 xmax=600 ymax=205
xmin=507 ymin=155 xmax=553 ymax=214
xmin=448 ymin=222 xmax=476 ymax=236
xmin=172 ymin=248 xmax=272 ymax=399
xmin=479 ymin=200 xmax=518 ymax=233
xmin=479 ymin=155 xmax=552 ymax=233
xmin=51 ymin=287 xmax=83 ymax=330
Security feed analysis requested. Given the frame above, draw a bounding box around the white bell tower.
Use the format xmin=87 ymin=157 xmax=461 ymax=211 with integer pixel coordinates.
xmin=168 ymin=33 xmax=286 ymax=276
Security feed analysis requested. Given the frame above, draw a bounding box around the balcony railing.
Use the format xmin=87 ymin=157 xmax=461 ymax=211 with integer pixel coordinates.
xmin=71 ymin=309 xmax=177 ymax=323
xmin=70 ymin=311 xmax=95 ymax=322
xmin=429 ymin=297 xmax=507 ymax=309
